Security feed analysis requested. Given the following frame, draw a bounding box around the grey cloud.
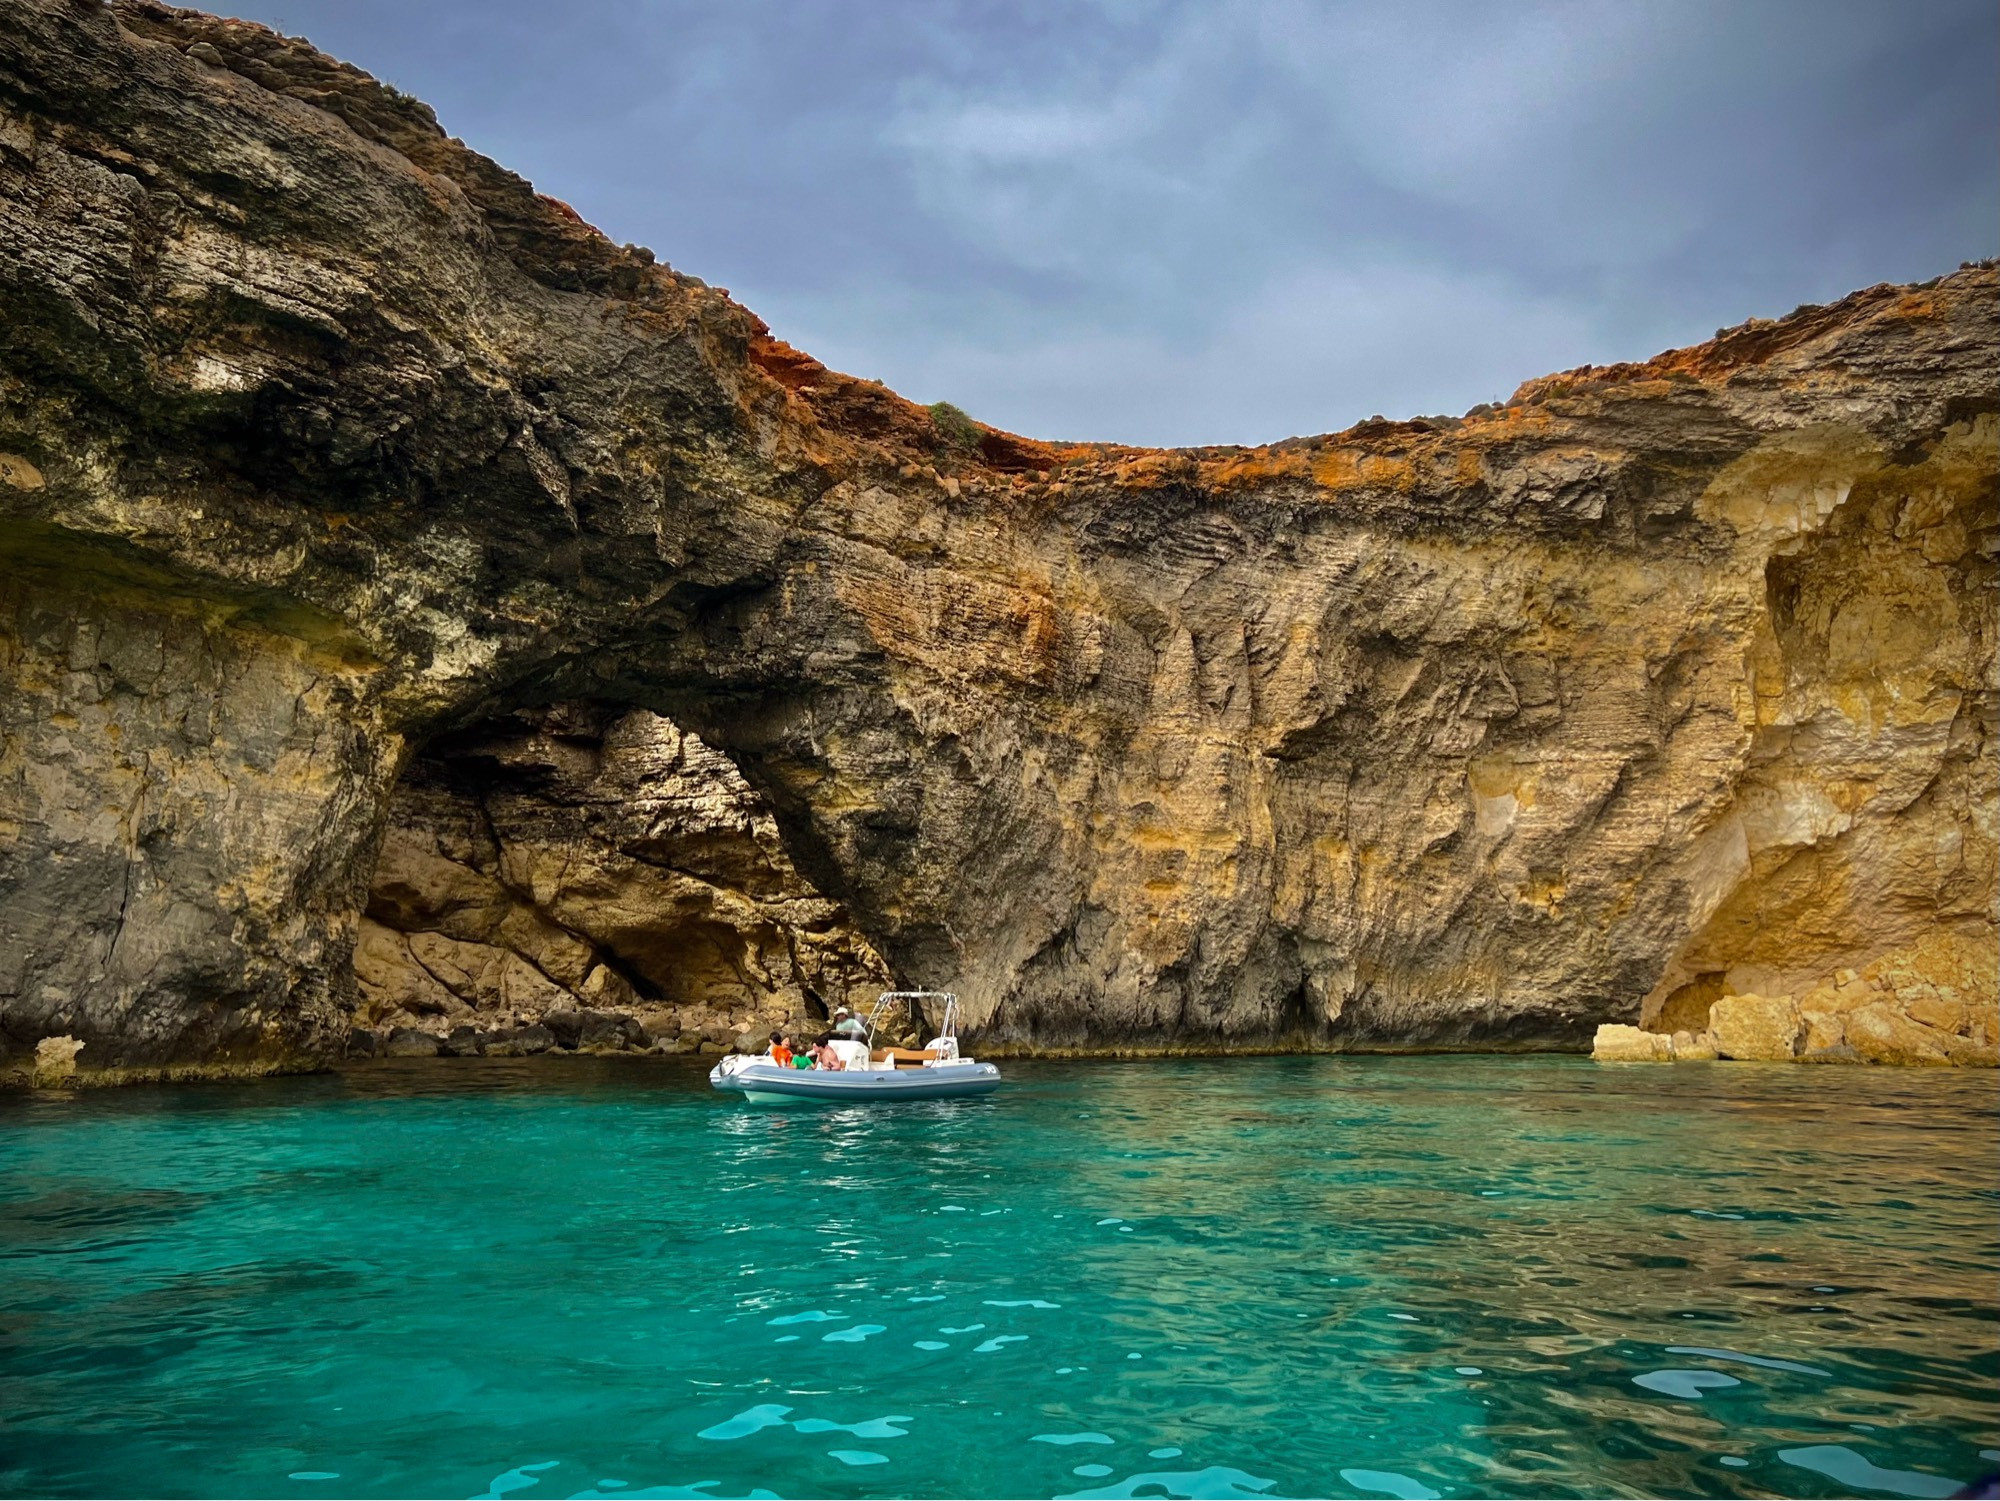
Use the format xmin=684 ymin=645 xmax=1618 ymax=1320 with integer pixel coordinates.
xmin=221 ymin=0 xmax=1996 ymax=445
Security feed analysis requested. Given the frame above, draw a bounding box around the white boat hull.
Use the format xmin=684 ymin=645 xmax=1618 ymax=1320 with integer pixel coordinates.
xmin=711 ymin=1060 xmax=1002 ymax=1103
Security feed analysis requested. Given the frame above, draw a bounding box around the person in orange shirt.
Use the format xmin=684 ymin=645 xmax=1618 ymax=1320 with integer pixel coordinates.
xmin=766 ymin=1030 xmax=794 ymax=1067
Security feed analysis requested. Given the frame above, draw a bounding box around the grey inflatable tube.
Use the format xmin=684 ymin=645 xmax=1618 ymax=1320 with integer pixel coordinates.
xmin=713 ymin=1062 xmax=1003 ymax=1103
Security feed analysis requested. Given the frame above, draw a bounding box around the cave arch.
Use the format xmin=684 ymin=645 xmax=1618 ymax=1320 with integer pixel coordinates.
xmin=351 ymin=700 xmax=891 ymax=1055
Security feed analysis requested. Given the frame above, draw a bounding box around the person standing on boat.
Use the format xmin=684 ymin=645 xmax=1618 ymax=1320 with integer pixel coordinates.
xmin=830 ymin=1007 xmax=868 ymax=1041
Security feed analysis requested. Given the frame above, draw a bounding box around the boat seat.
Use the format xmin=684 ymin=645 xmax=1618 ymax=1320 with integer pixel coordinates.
xmin=872 ymin=1047 xmax=942 ymax=1069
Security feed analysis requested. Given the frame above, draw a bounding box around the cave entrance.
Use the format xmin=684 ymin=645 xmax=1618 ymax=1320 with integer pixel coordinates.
xmin=351 ymin=701 xmax=891 ymax=1056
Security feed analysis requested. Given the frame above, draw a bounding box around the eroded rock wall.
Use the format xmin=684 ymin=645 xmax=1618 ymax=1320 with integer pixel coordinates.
xmin=355 ymin=704 xmax=888 ymax=1048
xmin=0 ymin=531 xmax=393 ymax=1076
xmin=1596 ymin=424 xmax=2000 ymax=1066
xmin=1637 ymin=432 xmax=1995 ymax=1023
xmin=0 ymin=0 xmax=1993 ymax=1079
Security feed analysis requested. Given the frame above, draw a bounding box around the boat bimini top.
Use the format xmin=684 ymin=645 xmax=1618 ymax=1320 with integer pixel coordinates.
xmin=709 ymin=991 xmax=1002 ymax=1103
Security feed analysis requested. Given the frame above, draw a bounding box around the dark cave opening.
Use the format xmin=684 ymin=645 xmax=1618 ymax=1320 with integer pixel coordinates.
xmin=349 ymin=701 xmax=890 ymax=1056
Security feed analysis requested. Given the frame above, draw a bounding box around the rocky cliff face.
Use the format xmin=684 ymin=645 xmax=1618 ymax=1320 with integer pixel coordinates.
xmin=1 ymin=0 xmax=1993 ymax=1082
xmin=357 ymin=704 xmax=887 ymax=1050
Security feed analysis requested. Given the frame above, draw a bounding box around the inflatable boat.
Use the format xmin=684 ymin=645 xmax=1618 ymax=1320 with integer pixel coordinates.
xmin=710 ymin=992 xmax=1002 ymax=1104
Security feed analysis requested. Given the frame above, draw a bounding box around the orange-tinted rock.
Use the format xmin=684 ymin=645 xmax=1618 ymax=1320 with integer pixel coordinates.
xmin=1905 ymin=995 xmax=1970 ymax=1035
xmin=1653 ymin=975 xmax=1725 ymax=1036
xmin=1845 ymin=1003 xmax=1953 ymax=1066
xmin=1800 ymin=1009 xmax=1846 ymax=1054
xmin=1710 ymin=994 xmax=1803 ymax=1062
xmin=1939 ymin=1034 xmax=1999 ymax=1067
xmin=1592 ymin=1025 xmax=1673 ymax=1062
xmin=1673 ymin=1031 xmax=1719 ymax=1061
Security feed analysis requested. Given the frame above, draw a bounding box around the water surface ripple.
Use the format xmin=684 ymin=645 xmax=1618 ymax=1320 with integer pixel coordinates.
xmin=1 ymin=1055 xmax=1993 ymax=1499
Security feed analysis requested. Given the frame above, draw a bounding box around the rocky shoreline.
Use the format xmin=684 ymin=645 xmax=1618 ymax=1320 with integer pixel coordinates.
xmin=1594 ymin=931 xmax=1997 ymax=1066
xmin=16 ymin=977 xmax=1998 ymax=1089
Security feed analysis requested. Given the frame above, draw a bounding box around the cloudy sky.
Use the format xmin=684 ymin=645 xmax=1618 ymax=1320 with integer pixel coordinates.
xmin=219 ymin=0 xmax=1995 ymax=447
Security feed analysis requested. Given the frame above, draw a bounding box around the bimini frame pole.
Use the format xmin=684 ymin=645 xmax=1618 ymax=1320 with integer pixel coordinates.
xmin=867 ymin=991 xmax=959 ymax=1047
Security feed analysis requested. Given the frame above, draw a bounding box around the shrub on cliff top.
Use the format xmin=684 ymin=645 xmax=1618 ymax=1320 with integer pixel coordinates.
xmin=926 ymin=401 xmax=981 ymax=453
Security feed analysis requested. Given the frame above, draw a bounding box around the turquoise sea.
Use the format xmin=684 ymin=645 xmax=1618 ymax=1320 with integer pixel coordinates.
xmin=1 ymin=1055 xmax=1994 ymax=1500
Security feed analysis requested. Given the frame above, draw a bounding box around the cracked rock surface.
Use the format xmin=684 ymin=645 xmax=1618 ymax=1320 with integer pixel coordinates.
xmin=355 ymin=704 xmax=888 ymax=1048
xmin=0 ymin=0 xmax=1993 ymax=1080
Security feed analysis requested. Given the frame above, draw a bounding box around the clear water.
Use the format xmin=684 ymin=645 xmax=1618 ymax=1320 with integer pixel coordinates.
xmin=1 ymin=1055 xmax=1994 ymax=1500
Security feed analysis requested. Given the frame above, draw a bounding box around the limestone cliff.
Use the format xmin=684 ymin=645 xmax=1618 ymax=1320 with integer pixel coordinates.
xmin=357 ymin=705 xmax=887 ymax=1048
xmin=0 ymin=0 xmax=1993 ymax=1081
